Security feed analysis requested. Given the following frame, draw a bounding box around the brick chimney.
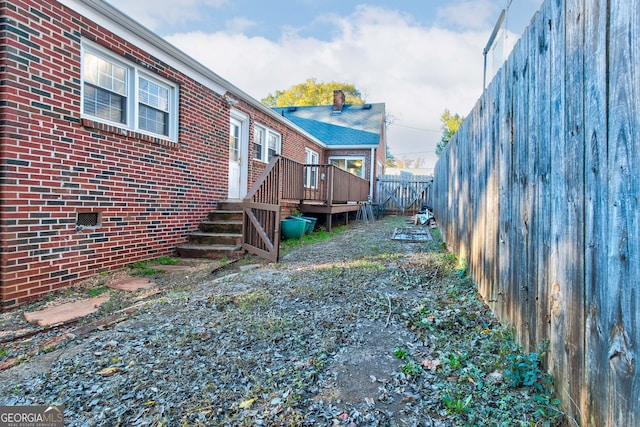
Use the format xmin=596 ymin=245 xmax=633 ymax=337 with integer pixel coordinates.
xmin=332 ymin=89 xmax=345 ymax=112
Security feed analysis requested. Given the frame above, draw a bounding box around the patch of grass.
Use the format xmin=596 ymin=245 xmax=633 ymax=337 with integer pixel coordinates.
xmin=130 ymin=267 xmax=163 ymax=276
xmin=128 ymin=261 xmax=163 ymax=276
xmin=211 ymin=290 xmax=271 ymax=312
xmin=88 ymin=284 xmax=107 ymax=297
xmin=357 ymin=258 xmax=386 ymax=269
xmin=152 ymin=256 xmax=180 ymax=265
xmin=280 ymin=225 xmax=347 ymax=249
xmin=126 ymin=256 xmax=180 ymax=276
xmin=0 ymin=346 xmax=8 ymax=358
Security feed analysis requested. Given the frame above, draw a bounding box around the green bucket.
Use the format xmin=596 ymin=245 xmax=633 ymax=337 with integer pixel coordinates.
xmin=281 ymin=218 xmax=306 ymax=239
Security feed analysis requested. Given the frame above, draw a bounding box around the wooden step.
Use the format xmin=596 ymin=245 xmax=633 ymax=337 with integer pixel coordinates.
xmin=187 ymin=232 xmax=242 ymax=246
xmin=199 ymin=220 xmax=242 ymax=234
xmin=176 ymin=243 xmax=244 ymax=259
xmin=207 ymin=210 xmax=243 ymax=221
xmin=216 ymin=201 xmax=243 ymax=211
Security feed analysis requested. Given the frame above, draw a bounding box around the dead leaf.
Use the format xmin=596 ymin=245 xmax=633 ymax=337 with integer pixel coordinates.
xmin=96 ymin=367 xmax=121 ymax=377
xmin=238 ymin=398 xmax=256 ymax=409
xmin=421 ymin=358 xmax=441 ymax=371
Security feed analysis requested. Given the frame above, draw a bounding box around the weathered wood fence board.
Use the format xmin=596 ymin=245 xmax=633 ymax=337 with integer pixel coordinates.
xmin=583 ymin=0 xmax=609 ymax=424
xmin=605 ymin=1 xmax=640 ymax=424
xmin=432 ymin=0 xmax=640 ymax=425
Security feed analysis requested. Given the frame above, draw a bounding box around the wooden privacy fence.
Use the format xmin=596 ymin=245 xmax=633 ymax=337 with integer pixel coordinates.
xmin=375 ymin=174 xmax=433 ymax=214
xmin=432 ymin=1 xmax=639 ymax=426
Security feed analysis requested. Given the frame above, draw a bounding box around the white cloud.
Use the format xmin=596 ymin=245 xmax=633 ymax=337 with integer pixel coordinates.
xmin=108 ymin=0 xmax=230 ymax=31
xmin=165 ymin=5 xmax=490 ymax=167
xmin=436 ymin=0 xmax=502 ymax=31
xmin=225 ymin=17 xmax=257 ymax=33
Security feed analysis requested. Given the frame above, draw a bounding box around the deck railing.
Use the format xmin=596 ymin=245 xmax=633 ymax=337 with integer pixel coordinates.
xmin=242 ymin=156 xmax=369 ymax=262
xmin=302 ymin=164 xmax=369 ymax=204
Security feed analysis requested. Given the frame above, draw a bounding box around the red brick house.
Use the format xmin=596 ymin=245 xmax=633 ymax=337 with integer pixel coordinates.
xmin=0 ymin=0 xmax=336 ymax=308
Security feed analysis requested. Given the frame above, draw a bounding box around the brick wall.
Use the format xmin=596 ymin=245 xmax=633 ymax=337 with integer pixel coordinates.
xmin=246 ymin=104 xmax=325 ymax=187
xmin=0 ymin=0 xmax=324 ymax=308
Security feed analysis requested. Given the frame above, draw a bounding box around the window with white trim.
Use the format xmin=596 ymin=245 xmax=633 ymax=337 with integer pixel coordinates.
xmin=81 ymin=42 xmax=178 ymax=141
xmin=329 ymin=156 xmax=365 ymax=178
xmin=254 ymin=126 xmax=265 ymax=161
xmin=253 ymin=123 xmax=281 ymax=162
xmin=304 ymin=148 xmax=319 ymax=188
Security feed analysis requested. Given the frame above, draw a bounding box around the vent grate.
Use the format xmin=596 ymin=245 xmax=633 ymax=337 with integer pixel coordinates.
xmin=77 ymin=212 xmax=100 ymax=227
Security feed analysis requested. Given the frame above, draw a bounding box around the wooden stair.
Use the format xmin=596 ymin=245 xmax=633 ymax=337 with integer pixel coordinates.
xmin=176 ymin=201 xmax=245 ymax=259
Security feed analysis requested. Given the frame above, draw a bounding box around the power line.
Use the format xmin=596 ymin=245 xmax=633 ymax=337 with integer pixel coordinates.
xmin=390 ymin=150 xmax=437 ymax=156
xmin=389 ymin=122 xmax=441 ymax=133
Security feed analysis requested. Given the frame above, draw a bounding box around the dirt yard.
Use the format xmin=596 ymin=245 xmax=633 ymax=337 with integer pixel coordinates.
xmin=0 ymin=216 xmax=564 ymax=426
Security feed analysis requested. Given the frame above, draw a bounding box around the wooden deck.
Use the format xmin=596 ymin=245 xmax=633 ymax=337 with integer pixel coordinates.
xmin=300 ymin=201 xmax=362 ymax=231
xmin=242 ymin=156 xmax=369 ymax=262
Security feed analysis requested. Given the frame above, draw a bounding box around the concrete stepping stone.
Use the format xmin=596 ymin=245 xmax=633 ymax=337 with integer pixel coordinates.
xmin=24 ymin=296 xmax=109 ymax=326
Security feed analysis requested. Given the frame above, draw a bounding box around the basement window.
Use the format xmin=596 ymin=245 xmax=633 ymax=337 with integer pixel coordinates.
xmin=76 ymin=212 xmax=101 ymax=229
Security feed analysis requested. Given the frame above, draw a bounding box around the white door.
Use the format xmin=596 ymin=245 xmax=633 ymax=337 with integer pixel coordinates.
xmin=228 ymin=117 xmax=242 ymax=199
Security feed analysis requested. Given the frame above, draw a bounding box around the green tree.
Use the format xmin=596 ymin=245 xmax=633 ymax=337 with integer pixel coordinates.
xmin=261 ymin=78 xmax=364 ymax=107
xmin=435 ymin=109 xmax=465 ymax=156
xmin=385 ymin=145 xmax=396 ymax=168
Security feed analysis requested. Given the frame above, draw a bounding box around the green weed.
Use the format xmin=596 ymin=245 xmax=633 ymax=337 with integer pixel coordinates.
xmin=442 ymin=390 xmax=472 ymax=414
xmin=503 ymin=340 xmax=551 ymax=389
xmin=154 ymin=256 xmax=180 ymax=265
xmin=444 ymin=352 xmax=465 ymax=370
xmin=88 ymin=284 xmax=107 ymax=296
xmin=400 ymin=361 xmax=421 ymax=376
xmin=393 ymin=347 xmax=408 ymax=359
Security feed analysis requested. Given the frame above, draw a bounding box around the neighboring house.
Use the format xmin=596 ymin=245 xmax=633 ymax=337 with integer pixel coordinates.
xmin=276 ymin=90 xmax=387 ymax=200
xmin=0 ymin=0 xmax=334 ymax=308
xmin=384 ymin=168 xmax=434 ymax=177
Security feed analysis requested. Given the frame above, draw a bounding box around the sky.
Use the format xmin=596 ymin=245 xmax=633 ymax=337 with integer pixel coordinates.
xmin=105 ymin=0 xmax=544 ymax=169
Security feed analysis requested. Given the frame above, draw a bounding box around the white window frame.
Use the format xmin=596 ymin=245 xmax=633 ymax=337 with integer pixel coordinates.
xmin=253 ymin=123 xmax=281 ymax=162
xmin=253 ymin=125 xmax=265 ymax=161
xmin=81 ymin=40 xmax=178 ymax=141
xmin=328 ymin=156 xmax=366 ymax=178
xmin=304 ymin=148 xmax=319 ymax=188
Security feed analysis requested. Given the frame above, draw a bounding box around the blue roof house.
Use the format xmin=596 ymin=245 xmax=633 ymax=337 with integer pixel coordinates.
xmin=275 ymin=90 xmax=387 ymax=199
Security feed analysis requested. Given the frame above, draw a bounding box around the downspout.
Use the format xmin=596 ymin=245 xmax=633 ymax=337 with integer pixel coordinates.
xmin=369 ymin=147 xmax=375 ymax=201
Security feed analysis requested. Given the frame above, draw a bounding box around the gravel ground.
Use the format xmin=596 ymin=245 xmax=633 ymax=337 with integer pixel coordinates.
xmin=0 ymin=216 xmax=564 ymax=426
